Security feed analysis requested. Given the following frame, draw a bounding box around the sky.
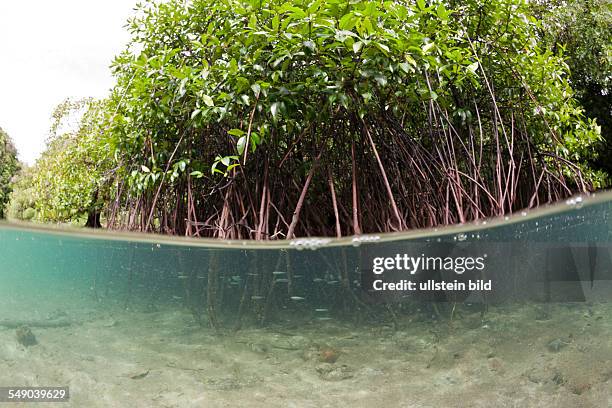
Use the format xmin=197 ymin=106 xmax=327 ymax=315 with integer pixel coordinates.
xmin=0 ymin=1 xmax=139 ymax=164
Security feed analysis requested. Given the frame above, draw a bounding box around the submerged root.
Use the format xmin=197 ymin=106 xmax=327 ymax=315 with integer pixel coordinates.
xmin=206 ymin=252 xmax=221 ymax=330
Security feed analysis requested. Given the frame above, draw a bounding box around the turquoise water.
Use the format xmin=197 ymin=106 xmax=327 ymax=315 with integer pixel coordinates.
xmin=0 ymin=193 xmax=611 ymax=407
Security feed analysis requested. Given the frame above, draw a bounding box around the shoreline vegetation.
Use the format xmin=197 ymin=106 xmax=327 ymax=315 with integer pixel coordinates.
xmin=2 ymin=0 xmax=610 ymax=239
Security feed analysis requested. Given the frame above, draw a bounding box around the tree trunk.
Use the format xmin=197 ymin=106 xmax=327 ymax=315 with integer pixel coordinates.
xmin=86 ymin=210 xmax=101 ymax=228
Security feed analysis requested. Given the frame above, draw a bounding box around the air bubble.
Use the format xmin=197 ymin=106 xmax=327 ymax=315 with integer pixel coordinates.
xmin=350 ymin=235 xmax=380 ymax=247
xmin=290 ymin=238 xmax=331 ymax=250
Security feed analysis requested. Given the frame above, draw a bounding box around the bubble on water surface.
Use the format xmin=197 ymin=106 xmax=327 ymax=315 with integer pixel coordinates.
xmin=351 ymin=235 xmax=381 ymax=247
xmin=290 ymin=238 xmax=331 ymax=250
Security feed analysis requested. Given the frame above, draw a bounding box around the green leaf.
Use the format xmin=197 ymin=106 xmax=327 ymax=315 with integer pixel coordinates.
xmin=248 ymin=14 xmax=257 ymax=29
xmin=376 ymin=43 xmax=390 ymax=53
xmin=190 ymin=109 xmax=201 ymax=119
xmin=228 ymin=128 xmax=245 ymax=137
xmin=374 ymin=74 xmax=388 ymax=87
xmin=437 ymin=4 xmax=450 ymax=21
xmin=272 ymin=14 xmax=279 ymax=31
xmin=226 ymin=163 xmax=240 ymax=172
xmin=422 ymin=42 xmax=435 ymax=54
xmin=237 ymin=136 xmax=246 ymax=155
xmin=203 ymin=95 xmax=214 ymax=107
xmin=467 ymin=62 xmax=479 ymax=74
xmin=270 ymin=102 xmax=280 ymax=118
xmin=339 ymin=13 xmax=357 ymax=30
xmin=250 ymin=131 xmax=260 ymax=145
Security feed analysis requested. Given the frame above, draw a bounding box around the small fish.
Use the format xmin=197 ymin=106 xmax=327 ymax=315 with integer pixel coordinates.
xmin=316 ymin=317 xmax=333 ymax=321
xmin=315 ymin=308 xmax=329 ymax=312
xmin=290 ymin=296 xmax=305 ymax=301
xmin=172 ymin=296 xmax=183 ymax=300
xmin=274 ymin=279 xmax=289 ymax=283
xmin=251 ymin=296 xmax=265 ymax=300
xmin=177 ymin=275 xmax=189 ymax=279
xmin=313 ymin=278 xmax=324 ymax=283
xmin=272 ymin=271 xmax=286 ymax=275
xmin=327 ymin=280 xmax=339 ymax=285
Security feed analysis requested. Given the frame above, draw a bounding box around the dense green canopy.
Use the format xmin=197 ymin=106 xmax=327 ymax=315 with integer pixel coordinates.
xmin=535 ymin=0 xmax=611 ymax=173
xmin=8 ymin=0 xmax=608 ymax=237
xmin=0 ymin=127 xmax=19 ymax=218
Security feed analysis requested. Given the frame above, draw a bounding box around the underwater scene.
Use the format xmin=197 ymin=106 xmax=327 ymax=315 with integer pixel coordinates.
xmin=1 ymin=193 xmax=611 ymax=408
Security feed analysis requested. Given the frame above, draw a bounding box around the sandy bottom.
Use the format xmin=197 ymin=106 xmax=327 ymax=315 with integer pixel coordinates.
xmin=0 ymin=297 xmax=611 ymax=408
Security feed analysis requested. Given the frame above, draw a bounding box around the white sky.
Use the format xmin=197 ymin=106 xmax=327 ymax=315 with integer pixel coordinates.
xmin=0 ymin=1 xmax=138 ymax=164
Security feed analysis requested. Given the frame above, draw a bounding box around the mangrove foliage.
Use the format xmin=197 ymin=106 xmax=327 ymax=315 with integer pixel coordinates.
xmin=5 ymin=0 xmax=609 ymax=238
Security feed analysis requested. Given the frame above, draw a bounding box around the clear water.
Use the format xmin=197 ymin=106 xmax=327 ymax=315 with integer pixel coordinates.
xmin=0 ymin=193 xmax=611 ymax=407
